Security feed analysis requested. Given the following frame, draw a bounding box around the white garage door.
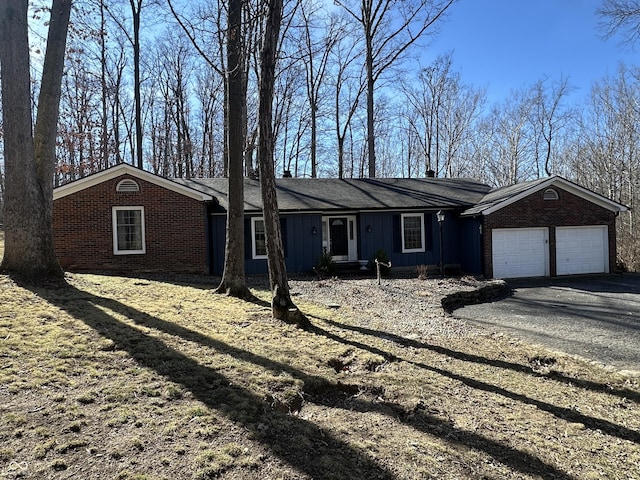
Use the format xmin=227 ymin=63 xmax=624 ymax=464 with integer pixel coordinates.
xmin=556 ymin=226 xmax=608 ymax=275
xmin=492 ymin=228 xmax=549 ymax=279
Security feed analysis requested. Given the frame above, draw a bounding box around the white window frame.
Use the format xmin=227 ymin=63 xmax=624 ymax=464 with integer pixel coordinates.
xmin=401 ymin=213 xmax=425 ymax=253
xmin=251 ymin=217 xmax=267 ymax=260
xmin=112 ymin=206 xmax=146 ymax=255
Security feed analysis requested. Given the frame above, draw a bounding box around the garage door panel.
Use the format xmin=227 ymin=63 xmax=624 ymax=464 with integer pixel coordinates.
xmin=492 ymin=228 xmax=548 ymax=279
xmin=556 ymin=226 xmax=607 ymax=275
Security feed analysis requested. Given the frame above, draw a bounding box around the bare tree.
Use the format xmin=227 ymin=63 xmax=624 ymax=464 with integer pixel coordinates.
xmin=402 ymin=54 xmax=452 ymax=177
xmin=215 ymin=0 xmax=251 ymax=297
xmin=194 ymin=69 xmax=224 ymax=177
xmin=335 ymin=0 xmax=455 ymax=177
xmin=167 ymin=0 xmax=255 ymax=295
xmin=107 ymin=40 xmax=128 ymax=166
xmin=0 ymin=0 xmax=71 ymax=278
xmin=167 ymin=0 xmax=253 ymax=297
xmin=0 ymin=120 xmax=4 ymax=224
xmin=257 ymin=0 xmax=308 ymax=326
xmin=103 ymin=0 xmax=157 ymax=169
xmin=166 ymin=0 xmax=230 ymax=172
xmin=483 ymin=89 xmax=536 ymax=186
xmin=327 ymin=16 xmax=365 ymax=178
xmin=57 ymin=54 xmax=101 ymax=181
xmin=160 ymin=36 xmax=195 ymax=178
xmin=598 ymin=0 xmax=640 ymax=44
xmin=529 ymin=76 xmax=573 ymax=177
xmin=400 ymin=53 xmax=485 ymax=178
xmin=272 ymin=60 xmax=308 ymax=175
xmin=569 ymin=65 xmax=640 ymax=270
xmin=298 ymin=1 xmax=339 ymax=177
xmin=129 ymin=0 xmax=144 ymax=169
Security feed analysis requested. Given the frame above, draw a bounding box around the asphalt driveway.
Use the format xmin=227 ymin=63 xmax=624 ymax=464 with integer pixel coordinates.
xmin=453 ymin=274 xmax=640 ymax=374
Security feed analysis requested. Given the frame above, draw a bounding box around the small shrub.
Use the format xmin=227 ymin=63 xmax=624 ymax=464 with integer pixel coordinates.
xmin=417 ymin=264 xmax=428 ymax=280
xmin=314 ymin=248 xmax=334 ymax=277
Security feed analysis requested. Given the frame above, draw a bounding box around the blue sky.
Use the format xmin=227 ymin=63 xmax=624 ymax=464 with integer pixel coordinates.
xmin=423 ymin=0 xmax=638 ymax=104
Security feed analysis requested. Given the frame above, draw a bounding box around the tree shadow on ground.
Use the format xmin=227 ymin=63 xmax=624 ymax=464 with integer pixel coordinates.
xmin=25 ymin=279 xmax=577 ymax=479
xmin=27 ymin=280 xmax=393 ymax=480
xmin=318 ymin=316 xmax=640 ymax=405
xmin=85 ymin=271 xmax=276 ymax=310
xmin=310 ymin=318 xmax=640 ymax=445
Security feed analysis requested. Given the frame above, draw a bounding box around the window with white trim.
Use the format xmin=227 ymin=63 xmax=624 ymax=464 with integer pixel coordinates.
xmin=112 ymin=206 xmax=146 ymax=254
xmin=401 ymin=213 xmax=425 ymax=253
xmin=251 ymin=217 xmax=267 ymax=259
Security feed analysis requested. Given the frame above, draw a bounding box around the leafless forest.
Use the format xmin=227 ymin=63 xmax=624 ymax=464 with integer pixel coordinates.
xmin=0 ymin=0 xmax=638 ymax=269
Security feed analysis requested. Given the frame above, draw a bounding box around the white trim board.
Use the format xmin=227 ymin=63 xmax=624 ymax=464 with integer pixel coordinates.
xmin=481 ymin=176 xmax=628 ymax=216
xmin=53 ymin=163 xmax=213 ymax=202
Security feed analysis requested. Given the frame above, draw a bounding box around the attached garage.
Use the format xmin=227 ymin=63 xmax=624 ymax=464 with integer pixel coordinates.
xmin=492 ymin=228 xmax=549 ymax=279
xmin=466 ymin=175 xmax=628 ymax=279
xmin=556 ymin=226 xmax=608 ymax=275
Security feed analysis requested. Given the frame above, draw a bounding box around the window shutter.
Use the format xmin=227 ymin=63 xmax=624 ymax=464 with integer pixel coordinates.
xmin=393 ymin=215 xmax=401 ymax=253
xmin=280 ymin=218 xmax=288 ymax=257
xmin=244 ymin=218 xmax=252 ymax=259
xmin=426 ymin=214 xmax=433 ymax=251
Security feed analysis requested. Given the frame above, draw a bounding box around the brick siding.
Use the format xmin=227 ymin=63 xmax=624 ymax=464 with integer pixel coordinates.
xmin=53 ymin=175 xmax=209 ymax=274
xmin=481 ymin=187 xmax=617 ymax=278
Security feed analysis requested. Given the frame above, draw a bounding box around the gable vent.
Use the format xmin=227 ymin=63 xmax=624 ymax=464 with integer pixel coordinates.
xmin=116 ymin=179 xmax=140 ymax=193
xmin=543 ymin=188 xmax=559 ymax=201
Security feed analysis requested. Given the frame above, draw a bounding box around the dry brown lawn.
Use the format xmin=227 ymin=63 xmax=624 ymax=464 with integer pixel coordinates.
xmin=1 ymin=237 xmax=639 ymax=479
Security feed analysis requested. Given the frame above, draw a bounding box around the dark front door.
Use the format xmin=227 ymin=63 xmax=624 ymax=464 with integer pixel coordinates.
xmin=330 ymin=218 xmax=348 ymax=257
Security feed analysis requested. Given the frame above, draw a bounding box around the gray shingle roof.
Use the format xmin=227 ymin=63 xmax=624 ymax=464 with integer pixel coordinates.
xmin=461 ymin=177 xmax=551 ymax=216
xmin=176 ymin=177 xmax=492 ymax=213
xmin=462 ymin=175 xmax=629 ymax=216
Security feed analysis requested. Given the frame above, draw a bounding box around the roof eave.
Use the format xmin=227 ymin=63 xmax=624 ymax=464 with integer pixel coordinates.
xmin=53 ymin=164 xmax=214 ymax=202
xmin=474 ymin=176 xmax=629 ymax=216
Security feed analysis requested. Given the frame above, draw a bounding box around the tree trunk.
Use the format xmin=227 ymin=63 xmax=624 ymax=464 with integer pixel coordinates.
xmin=0 ymin=0 xmax=69 ymax=279
xmin=366 ymin=38 xmax=376 ymax=178
xmin=99 ymin=0 xmax=109 ymax=170
xmin=258 ymin=0 xmax=308 ymax=328
xmin=130 ymin=0 xmax=143 ymax=170
xmin=215 ymin=0 xmax=250 ymax=298
xmin=311 ymin=100 xmax=318 ymax=178
xmin=337 ymin=135 xmax=345 ymax=179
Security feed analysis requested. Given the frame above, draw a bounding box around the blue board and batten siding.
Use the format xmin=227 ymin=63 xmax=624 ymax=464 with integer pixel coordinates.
xmin=359 ymin=212 xmax=481 ymax=274
xmin=359 ymin=212 xmax=435 ymax=267
xmin=209 ymin=213 xmax=323 ymax=275
xmin=456 ymin=217 xmax=483 ymax=274
xmin=273 ymin=214 xmax=323 ymax=275
xmin=209 ymin=214 xmax=226 ymax=275
xmin=208 ymin=211 xmax=482 ymax=276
